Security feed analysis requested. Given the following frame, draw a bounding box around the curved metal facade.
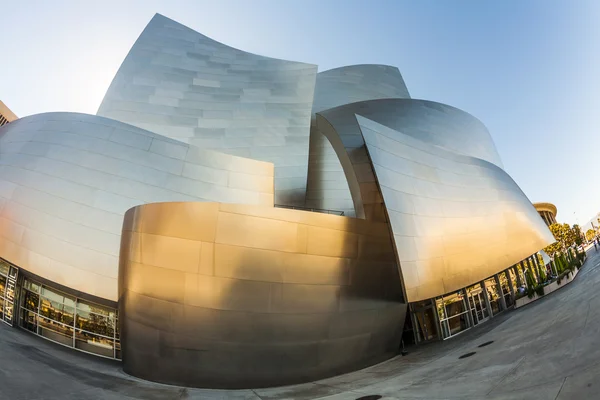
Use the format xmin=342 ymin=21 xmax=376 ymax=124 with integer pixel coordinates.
xmin=97 ymin=14 xmax=317 ymax=206
xmin=119 ymin=202 xmax=405 ymax=388
xmin=357 ymin=116 xmax=554 ymax=301
xmin=0 ymin=12 xmax=557 ymax=389
xmin=0 ymin=112 xmax=273 ymax=300
xmin=306 ymin=65 xmax=411 ymax=216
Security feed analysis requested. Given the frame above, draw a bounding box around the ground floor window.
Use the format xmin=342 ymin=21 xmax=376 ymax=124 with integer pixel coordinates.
xmin=18 ymin=277 xmax=120 ymax=359
xmin=436 ymin=290 xmax=470 ymax=338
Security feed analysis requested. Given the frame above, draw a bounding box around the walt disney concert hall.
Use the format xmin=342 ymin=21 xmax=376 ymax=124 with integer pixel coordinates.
xmin=0 ymin=14 xmax=554 ymax=388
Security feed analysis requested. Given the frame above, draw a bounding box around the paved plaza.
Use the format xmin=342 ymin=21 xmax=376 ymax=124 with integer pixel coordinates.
xmin=1 ymin=249 xmax=600 ymax=399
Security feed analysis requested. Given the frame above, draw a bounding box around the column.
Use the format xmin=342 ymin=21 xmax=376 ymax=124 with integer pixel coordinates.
xmin=529 ymin=256 xmax=540 ymax=284
xmin=532 ymin=254 xmax=543 ymax=283
xmin=514 ymin=265 xmax=522 ymax=288
xmin=481 ymin=281 xmax=493 ymax=318
xmin=494 ymin=274 xmax=507 ymax=311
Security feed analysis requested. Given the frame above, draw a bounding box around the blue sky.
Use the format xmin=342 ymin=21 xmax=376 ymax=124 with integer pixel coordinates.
xmin=2 ymin=0 xmax=599 ymax=226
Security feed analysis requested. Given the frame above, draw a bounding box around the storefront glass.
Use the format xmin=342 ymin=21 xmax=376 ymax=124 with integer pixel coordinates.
xmin=18 ymin=277 xmax=120 ymax=359
xmin=484 ymin=277 xmax=502 ymax=315
xmin=436 ymin=290 xmax=470 ymax=339
xmin=499 ymin=271 xmax=515 ymax=308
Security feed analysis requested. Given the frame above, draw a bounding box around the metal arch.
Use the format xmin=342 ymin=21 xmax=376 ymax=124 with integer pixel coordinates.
xmin=306 ymin=65 xmax=411 ymax=216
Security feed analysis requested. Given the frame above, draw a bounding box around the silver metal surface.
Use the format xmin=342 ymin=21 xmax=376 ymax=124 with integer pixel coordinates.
xmin=97 ymin=13 xmax=317 ymax=206
xmin=306 ymin=65 xmax=411 ymax=216
xmin=357 ymin=115 xmax=554 ymax=301
xmin=0 ymin=112 xmax=274 ymax=301
xmin=119 ymin=202 xmax=406 ymax=388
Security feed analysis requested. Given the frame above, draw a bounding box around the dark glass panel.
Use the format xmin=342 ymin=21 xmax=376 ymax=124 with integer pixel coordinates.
xmin=37 ymin=316 xmax=74 ymax=347
xmin=0 ymin=260 xmax=9 ymax=277
xmin=75 ymin=329 xmax=114 ymax=357
xmin=0 ymin=275 xmax=5 ymax=298
xmin=41 ymin=286 xmax=75 ymax=308
xmin=39 ymin=297 xmax=74 ymax=326
xmin=20 ymin=309 xmax=37 ymax=333
xmin=76 ymin=299 xmax=116 ymax=319
xmin=76 ymin=310 xmax=114 ymax=337
xmin=22 ymin=289 xmax=39 ymax=312
xmin=22 ymin=279 xmax=41 ymax=294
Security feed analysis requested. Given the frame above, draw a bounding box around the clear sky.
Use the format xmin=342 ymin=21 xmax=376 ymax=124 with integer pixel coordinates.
xmin=1 ymin=1 xmax=599 ymax=226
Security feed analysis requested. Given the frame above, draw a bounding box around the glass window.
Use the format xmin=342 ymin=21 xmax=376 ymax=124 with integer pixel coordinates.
xmin=37 ymin=316 xmax=74 ymax=346
xmin=18 ymin=277 xmax=120 ymax=360
xmin=0 ymin=260 xmax=9 ymax=277
xmin=75 ymin=329 xmax=115 ymax=358
xmin=499 ymin=271 xmax=514 ymax=308
xmin=22 ymin=279 xmax=41 ymax=294
xmin=484 ymin=277 xmax=502 ymax=315
xmin=39 ymin=297 xmax=75 ymax=326
xmin=20 ymin=308 xmax=37 ymax=333
xmin=436 ymin=290 xmax=471 ymax=339
xmin=0 ymin=275 xmax=6 ymax=298
xmin=76 ymin=299 xmax=116 ymax=319
xmin=41 ymin=286 xmax=75 ymax=308
xmin=76 ymin=310 xmax=115 ymax=337
xmin=22 ymin=289 xmax=39 ymax=312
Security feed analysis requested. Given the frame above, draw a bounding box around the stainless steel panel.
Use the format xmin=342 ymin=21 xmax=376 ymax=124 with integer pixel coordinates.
xmin=0 ymin=113 xmax=274 ymax=301
xmin=119 ymin=202 xmax=405 ymax=388
xmin=97 ymin=14 xmax=317 ymax=206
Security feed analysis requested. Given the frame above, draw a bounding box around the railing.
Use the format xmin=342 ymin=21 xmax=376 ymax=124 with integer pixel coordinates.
xmin=274 ymin=205 xmax=345 ymax=216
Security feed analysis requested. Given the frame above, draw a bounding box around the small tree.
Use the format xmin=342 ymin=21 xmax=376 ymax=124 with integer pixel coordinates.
xmin=573 ymin=224 xmax=584 ymax=247
xmin=586 ymin=229 xmax=596 ymax=242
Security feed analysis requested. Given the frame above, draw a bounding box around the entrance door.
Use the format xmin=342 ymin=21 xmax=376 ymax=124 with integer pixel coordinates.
xmin=412 ymin=301 xmax=439 ymax=342
xmin=468 ymin=287 xmax=489 ymax=325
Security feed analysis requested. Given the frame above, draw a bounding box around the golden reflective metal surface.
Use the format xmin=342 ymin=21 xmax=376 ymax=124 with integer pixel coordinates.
xmin=315 ymin=100 xmax=554 ymax=302
xmin=119 ymin=201 xmax=405 ymax=388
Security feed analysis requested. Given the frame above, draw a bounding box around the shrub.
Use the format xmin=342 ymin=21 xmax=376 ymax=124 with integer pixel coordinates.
xmin=535 ymin=285 xmax=545 ymax=296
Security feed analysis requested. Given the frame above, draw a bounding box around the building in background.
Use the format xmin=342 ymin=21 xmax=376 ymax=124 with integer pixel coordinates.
xmin=0 ymin=13 xmax=554 ymax=389
xmin=0 ymin=100 xmax=17 ymax=126
xmin=534 ymin=202 xmax=558 ymax=226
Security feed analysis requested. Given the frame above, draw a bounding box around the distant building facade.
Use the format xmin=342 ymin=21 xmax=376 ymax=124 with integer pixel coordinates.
xmin=534 ymin=202 xmax=558 ymax=226
xmin=0 ymin=100 xmax=17 ymax=126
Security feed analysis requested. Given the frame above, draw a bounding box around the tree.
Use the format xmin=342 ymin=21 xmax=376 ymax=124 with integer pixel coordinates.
xmin=586 ymin=229 xmax=596 ymax=242
xmin=543 ymin=223 xmax=571 ymax=256
xmin=573 ymin=224 xmax=584 ymax=247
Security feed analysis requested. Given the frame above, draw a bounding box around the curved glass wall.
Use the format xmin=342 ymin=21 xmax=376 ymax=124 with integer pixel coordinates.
xmin=18 ymin=277 xmax=120 ymax=359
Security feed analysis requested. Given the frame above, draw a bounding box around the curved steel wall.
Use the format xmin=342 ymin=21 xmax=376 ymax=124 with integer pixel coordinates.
xmin=97 ymin=13 xmax=317 ymax=206
xmin=119 ymin=202 xmax=406 ymax=388
xmin=311 ymin=65 xmax=411 ymax=114
xmin=316 ymin=98 xmax=505 ymax=220
xmin=306 ymin=65 xmax=411 ymax=215
xmin=357 ymin=116 xmax=554 ymax=301
xmin=0 ymin=113 xmax=273 ymax=301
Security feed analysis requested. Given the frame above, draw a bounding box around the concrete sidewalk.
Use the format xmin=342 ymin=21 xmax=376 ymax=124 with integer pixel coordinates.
xmin=1 ymin=249 xmax=600 ymax=399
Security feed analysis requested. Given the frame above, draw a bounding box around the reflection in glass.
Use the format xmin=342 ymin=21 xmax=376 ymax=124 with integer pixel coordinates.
xmin=18 ymin=277 xmax=120 ymax=360
xmin=436 ymin=290 xmax=471 ymax=339
xmin=0 ymin=260 xmax=8 ymax=277
xmin=499 ymin=271 xmax=514 ymax=308
xmin=38 ymin=315 xmax=74 ymax=346
xmin=20 ymin=309 xmax=37 ymax=333
xmin=75 ymin=329 xmax=114 ymax=358
xmin=484 ymin=277 xmax=502 ymax=315
xmin=76 ymin=310 xmax=115 ymax=337
xmin=466 ymin=283 xmax=489 ymax=324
